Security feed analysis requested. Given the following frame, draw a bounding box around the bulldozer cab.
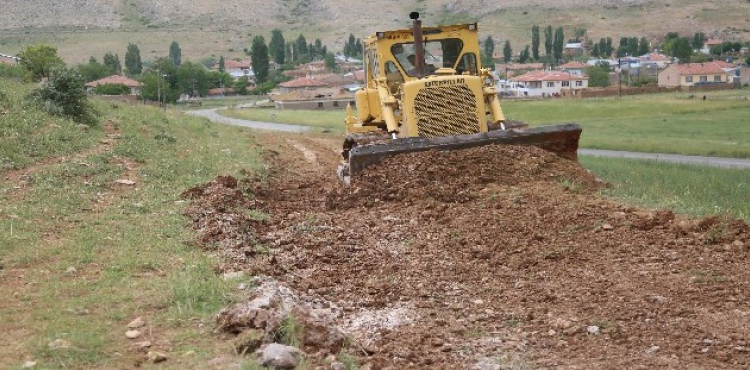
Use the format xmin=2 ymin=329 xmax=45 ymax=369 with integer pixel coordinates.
xmin=363 ymin=24 xmax=483 ymax=92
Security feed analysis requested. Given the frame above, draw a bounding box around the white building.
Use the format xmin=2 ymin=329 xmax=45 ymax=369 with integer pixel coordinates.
xmin=510 ymin=71 xmax=589 ymax=97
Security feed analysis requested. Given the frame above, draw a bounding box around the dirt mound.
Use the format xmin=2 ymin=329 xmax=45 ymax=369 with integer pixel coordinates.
xmin=330 ymin=145 xmax=603 ymax=208
xmin=184 ymin=134 xmax=750 ymax=369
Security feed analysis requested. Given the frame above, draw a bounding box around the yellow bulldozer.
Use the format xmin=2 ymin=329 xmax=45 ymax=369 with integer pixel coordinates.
xmin=339 ymin=12 xmax=581 ymax=180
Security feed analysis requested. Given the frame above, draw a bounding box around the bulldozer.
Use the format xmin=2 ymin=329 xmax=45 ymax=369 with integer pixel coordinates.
xmin=339 ymin=12 xmax=581 ymax=181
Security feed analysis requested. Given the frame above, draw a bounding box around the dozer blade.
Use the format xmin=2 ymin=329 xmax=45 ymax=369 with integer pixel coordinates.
xmin=346 ymin=123 xmax=581 ymax=178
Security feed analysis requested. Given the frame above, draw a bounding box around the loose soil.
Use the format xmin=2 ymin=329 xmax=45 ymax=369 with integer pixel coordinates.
xmin=183 ymin=132 xmax=750 ymax=369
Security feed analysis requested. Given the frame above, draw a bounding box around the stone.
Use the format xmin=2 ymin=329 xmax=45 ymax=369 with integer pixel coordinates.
xmin=223 ymin=271 xmax=245 ymax=281
xmin=562 ymin=326 xmax=581 ymax=336
xmin=22 ymin=361 xmax=37 ymax=368
xmin=587 ymin=326 xmax=600 ymax=335
xmin=601 ymin=223 xmax=614 ymax=230
xmin=648 ymin=295 xmax=668 ymax=304
xmin=65 ymin=266 xmax=77 ymax=274
xmin=127 ymin=317 xmax=146 ymax=329
xmin=48 ymin=339 xmax=71 ymax=349
xmin=233 ymin=329 xmax=265 ymax=354
xmin=646 ymin=346 xmax=661 ymax=354
xmin=331 ymin=362 xmax=346 ymax=370
xmin=115 ymin=179 xmax=136 ymax=185
xmin=125 ymin=330 xmax=142 ymax=339
xmin=136 ymin=341 xmax=152 ymax=348
xmin=259 ymin=343 xmax=304 ymax=369
xmin=147 ymin=351 xmax=168 ymax=363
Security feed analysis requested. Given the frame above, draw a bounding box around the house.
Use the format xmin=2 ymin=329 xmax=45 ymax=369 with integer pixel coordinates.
xmin=558 ymin=61 xmax=588 ymax=76
xmin=701 ymin=38 xmax=724 ymax=54
xmin=657 ymin=62 xmax=730 ymax=87
xmin=495 ymin=63 xmax=545 ymax=78
xmin=214 ymin=59 xmax=254 ymax=80
xmin=564 ymin=43 xmax=585 ymax=56
xmin=271 ymin=88 xmax=356 ymax=110
xmin=510 ymin=70 xmax=589 ymax=97
xmin=84 ymin=75 xmax=142 ymax=95
xmin=277 ymin=77 xmax=329 ymax=94
xmin=638 ymin=52 xmax=672 ymax=69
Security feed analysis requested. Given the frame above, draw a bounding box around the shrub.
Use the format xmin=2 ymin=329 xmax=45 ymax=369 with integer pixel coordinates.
xmin=93 ymin=83 xmax=130 ymax=95
xmin=28 ymin=69 xmax=98 ymax=125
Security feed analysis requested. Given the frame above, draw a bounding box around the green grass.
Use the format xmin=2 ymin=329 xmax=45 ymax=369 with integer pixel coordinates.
xmin=580 ymin=155 xmax=750 ymax=221
xmin=218 ymin=107 xmax=348 ymax=133
xmin=212 ymin=88 xmax=750 ymax=158
xmin=0 ymin=80 xmax=267 ymax=369
xmin=503 ymin=89 xmax=750 ymax=158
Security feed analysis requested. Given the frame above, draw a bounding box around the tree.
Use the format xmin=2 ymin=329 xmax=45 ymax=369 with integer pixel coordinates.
xmin=103 ymin=52 xmax=121 ymax=74
xmin=692 ymin=32 xmax=705 ymax=50
xmin=295 ymin=34 xmax=308 ymax=62
xmin=553 ymin=27 xmax=564 ymax=62
xmin=605 ymin=37 xmax=613 ymax=57
xmin=234 ymin=76 xmax=249 ymax=95
xmin=18 ymin=44 xmax=64 ymax=81
xmin=586 ymin=62 xmax=611 ymax=87
xmin=502 ymin=40 xmax=513 ymax=63
xmin=591 ymin=43 xmax=600 ymax=58
xmin=544 ymin=25 xmax=553 ymax=56
xmin=616 ymin=37 xmax=629 ymax=57
xmin=169 ymin=41 xmax=182 ymax=66
xmin=519 ymin=45 xmax=531 ymax=63
xmin=74 ymin=57 xmax=114 ymax=82
xmin=250 ymin=35 xmax=270 ymax=83
xmin=671 ymin=37 xmax=693 ymax=61
xmin=531 ymin=25 xmax=540 ymax=60
xmin=124 ymin=43 xmax=142 ymax=76
xmin=269 ymin=29 xmax=286 ymax=65
xmin=484 ymin=36 xmax=495 ymax=60
xmin=218 ymin=56 xmax=225 ymax=72
xmin=29 ymin=69 xmax=97 ymax=125
xmin=638 ymin=37 xmax=650 ymax=56
xmin=627 ymin=37 xmax=639 ymax=56
xmin=324 ymin=52 xmax=337 ymax=71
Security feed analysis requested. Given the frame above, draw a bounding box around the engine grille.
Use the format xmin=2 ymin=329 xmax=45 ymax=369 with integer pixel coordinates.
xmin=413 ymin=85 xmax=480 ymax=138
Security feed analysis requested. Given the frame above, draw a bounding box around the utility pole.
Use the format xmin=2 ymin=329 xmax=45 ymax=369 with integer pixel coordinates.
xmin=162 ymin=74 xmax=167 ymax=111
xmin=618 ymin=58 xmax=622 ymax=99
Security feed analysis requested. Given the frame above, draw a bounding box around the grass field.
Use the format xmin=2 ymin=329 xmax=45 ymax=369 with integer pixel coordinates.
xmin=0 ymin=79 xmax=265 ymax=369
xmin=1 ymin=77 xmax=749 ymax=369
xmin=218 ymin=88 xmax=750 ymax=158
xmin=581 ymin=156 xmax=750 ymax=221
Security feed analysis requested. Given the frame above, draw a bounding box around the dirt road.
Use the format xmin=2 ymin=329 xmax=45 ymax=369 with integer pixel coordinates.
xmin=185 ymin=131 xmax=750 ymax=369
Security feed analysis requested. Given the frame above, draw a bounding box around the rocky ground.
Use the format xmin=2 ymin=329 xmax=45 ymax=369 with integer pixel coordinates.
xmin=182 ymin=132 xmax=750 ymax=369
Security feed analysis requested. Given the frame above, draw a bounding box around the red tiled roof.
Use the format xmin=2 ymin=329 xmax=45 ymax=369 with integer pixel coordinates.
xmin=671 ymin=62 xmax=728 ymax=76
xmin=705 ymin=38 xmax=724 ymax=46
xmin=85 ymin=75 xmax=141 ymax=88
xmin=496 ymin=63 xmax=544 ymax=71
xmin=510 ymin=70 xmax=588 ymax=82
xmin=353 ymin=70 xmax=365 ymax=81
xmin=639 ymin=53 xmax=671 ymax=62
xmin=278 ymin=77 xmax=328 ymax=88
xmin=558 ymin=61 xmax=587 ymax=69
xmin=224 ymin=59 xmax=251 ymax=69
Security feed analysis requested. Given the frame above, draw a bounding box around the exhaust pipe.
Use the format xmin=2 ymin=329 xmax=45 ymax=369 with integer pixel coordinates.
xmin=410 ymin=12 xmax=425 ymax=78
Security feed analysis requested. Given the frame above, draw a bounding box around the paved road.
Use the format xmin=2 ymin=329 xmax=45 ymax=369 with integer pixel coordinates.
xmin=580 ymin=149 xmax=750 ymax=170
xmin=189 ymin=109 xmax=750 ymax=170
xmin=186 ymin=108 xmax=312 ymax=133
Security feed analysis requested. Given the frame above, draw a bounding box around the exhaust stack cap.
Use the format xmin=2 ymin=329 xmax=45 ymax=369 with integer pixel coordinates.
xmin=410 ymin=12 xmax=420 ymax=20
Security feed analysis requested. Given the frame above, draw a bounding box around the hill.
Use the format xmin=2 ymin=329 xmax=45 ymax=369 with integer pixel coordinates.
xmin=1 ymin=0 xmax=748 ymax=64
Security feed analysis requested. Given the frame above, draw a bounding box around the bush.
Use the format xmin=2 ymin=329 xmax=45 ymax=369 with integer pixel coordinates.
xmin=0 ymin=63 xmax=26 ymax=80
xmin=28 ymin=69 xmax=98 ymax=125
xmin=93 ymin=83 xmax=130 ymax=95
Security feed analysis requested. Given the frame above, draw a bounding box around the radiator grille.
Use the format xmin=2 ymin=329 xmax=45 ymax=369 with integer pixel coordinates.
xmin=413 ymin=85 xmax=480 ymax=138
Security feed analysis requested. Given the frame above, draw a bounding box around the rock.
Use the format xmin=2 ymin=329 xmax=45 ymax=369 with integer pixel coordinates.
xmin=331 ymin=362 xmax=346 ymax=370
xmin=48 ymin=339 xmax=71 ymax=349
xmin=734 ymin=240 xmax=745 ymax=248
xmin=258 ymin=343 xmax=304 ymax=369
xmin=115 ymin=179 xmax=136 ymax=185
xmin=136 ymin=341 xmax=151 ymax=348
xmin=22 ymin=360 xmax=37 ymax=368
xmin=65 ymin=266 xmax=77 ymax=274
xmin=648 ymin=295 xmax=668 ymax=304
xmin=646 ymin=346 xmax=661 ymax=354
xmin=223 ymin=271 xmax=245 ymax=281
xmin=601 ymin=223 xmax=614 ymax=230
xmin=233 ymin=329 xmax=265 ymax=354
xmin=563 ymin=326 xmax=581 ymax=336
xmin=587 ymin=326 xmax=600 ymax=335
xmin=147 ymin=351 xmax=168 ymax=363
xmin=125 ymin=330 xmax=142 ymax=339
xmin=127 ymin=317 xmax=146 ymax=329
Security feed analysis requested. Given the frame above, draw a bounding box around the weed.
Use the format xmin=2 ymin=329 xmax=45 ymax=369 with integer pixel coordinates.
xmin=276 ymin=314 xmax=304 ymax=348
xmin=337 ymin=350 xmax=360 ymax=370
xmin=558 ymin=178 xmax=583 ymax=192
xmin=704 ymin=222 xmax=729 ymax=245
xmin=688 ymin=270 xmax=727 ymax=285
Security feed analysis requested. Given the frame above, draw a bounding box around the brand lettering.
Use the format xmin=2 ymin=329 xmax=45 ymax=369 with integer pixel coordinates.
xmin=424 ymin=78 xmax=465 ymax=88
